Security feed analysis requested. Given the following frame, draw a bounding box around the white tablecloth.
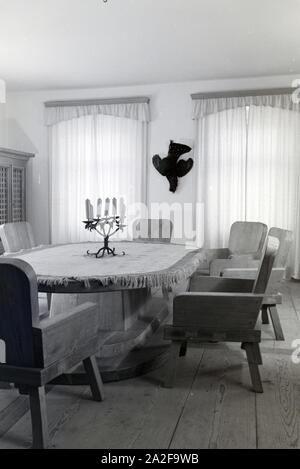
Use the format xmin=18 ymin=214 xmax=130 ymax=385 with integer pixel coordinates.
xmin=8 ymin=241 xmax=203 ymax=289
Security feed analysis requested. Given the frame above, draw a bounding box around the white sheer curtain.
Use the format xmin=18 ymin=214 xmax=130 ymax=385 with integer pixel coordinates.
xmin=50 ymin=113 xmax=147 ymax=243
xmin=247 ymin=105 xmax=300 ymax=277
xmin=197 ymin=106 xmax=247 ymax=248
xmin=196 ymin=102 xmax=300 ymax=277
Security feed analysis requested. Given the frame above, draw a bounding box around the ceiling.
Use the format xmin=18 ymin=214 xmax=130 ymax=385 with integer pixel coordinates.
xmin=1 ymin=0 xmax=300 ymax=91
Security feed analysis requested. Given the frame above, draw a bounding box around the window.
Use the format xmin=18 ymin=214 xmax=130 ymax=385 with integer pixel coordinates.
xmin=49 ymin=109 xmax=148 ymax=244
xmin=196 ymin=102 xmax=300 ymax=276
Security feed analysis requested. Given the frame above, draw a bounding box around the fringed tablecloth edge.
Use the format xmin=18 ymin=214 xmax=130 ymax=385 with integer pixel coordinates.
xmin=37 ymin=249 xmax=204 ymax=289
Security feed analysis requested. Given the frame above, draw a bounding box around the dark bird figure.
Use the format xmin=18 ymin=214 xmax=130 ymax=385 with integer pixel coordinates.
xmin=152 ymin=141 xmax=194 ymax=193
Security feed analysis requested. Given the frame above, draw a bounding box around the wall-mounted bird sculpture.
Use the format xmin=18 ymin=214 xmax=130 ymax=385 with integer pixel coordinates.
xmin=152 ymin=141 xmax=194 ymax=192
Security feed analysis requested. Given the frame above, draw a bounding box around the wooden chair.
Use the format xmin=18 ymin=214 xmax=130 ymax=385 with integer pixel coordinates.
xmin=210 ymin=226 xmax=291 ymax=277
xmin=0 ymin=259 xmax=105 ymax=449
xmin=133 ymin=218 xmax=173 ymax=298
xmin=221 ymin=227 xmax=293 ymax=341
xmin=197 ymin=221 xmax=268 ymax=276
xmin=268 ymin=227 xmax=293 ymax=268
xmin=132 ymin=218 xmax=173 ymax=243
xmin=0 ymin=221 xmax=36 ymax=253
xmin=164 ymin=236 xmax=279 ymax=392
xmin=0 ymin=221 xmax=51 ymax=312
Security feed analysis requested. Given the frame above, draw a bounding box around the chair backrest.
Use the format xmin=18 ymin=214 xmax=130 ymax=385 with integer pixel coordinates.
xmin=0 ymin=258 xmax=39 ymax=368
xmin=228 ymin=221 xmax=268 ymax=258
xmin=252 ymin=236 xmax=279 ymax=294
xmin=0 ymin=222 xmax=36 ymax=253
xmin=132 ymin=219 xmax=173 ymax=243
xmin=268 ymin=227 xmax=293 ymax=268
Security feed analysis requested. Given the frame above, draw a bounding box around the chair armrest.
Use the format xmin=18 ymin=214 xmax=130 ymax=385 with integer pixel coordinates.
xmin=228 ymin=254 xmax=257 ymax=259
xmin=223 ymin=267 xmax=285 ymax=296
xmin=210 ymin=258 xmax=260 ymax=276
xmin=222 ymin=268 xmax=258 ymax=279
xmin=33 ymin=302 xmax=103 ymax=369
xmin=189 ymin=274 xmax=254 ymax=293
xmin=195 ymin=248 xmax=229 ymax=270
xmin=173 ymin=292 xmax=264 ymax=329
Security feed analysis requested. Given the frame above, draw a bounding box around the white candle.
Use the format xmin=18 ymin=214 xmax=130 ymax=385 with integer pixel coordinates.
xmin=86 ymin=199 xmax=91 ymax=220
xmin=120 ymin=197 xmax=126 ymax=223
xmin=89 ymin=202 xmax=94 ymax=220
xmin=112 ymin=197 xmax=117 ymax=216
xmin=105 ymin=197 xmax=110 ymax=216
xmin=97 ymin=198 xmax=102 ymax=218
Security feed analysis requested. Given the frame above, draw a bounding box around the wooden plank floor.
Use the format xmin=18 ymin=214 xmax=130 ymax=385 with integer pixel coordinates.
xmin=1 ymin=280 xmax=300 ymax=449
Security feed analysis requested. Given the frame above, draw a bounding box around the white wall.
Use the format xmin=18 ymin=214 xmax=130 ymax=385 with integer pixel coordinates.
xmin=0 ymin=103 xmax=7 ymax=147
xmin=5 ymin=74 xmax=298 ymax=244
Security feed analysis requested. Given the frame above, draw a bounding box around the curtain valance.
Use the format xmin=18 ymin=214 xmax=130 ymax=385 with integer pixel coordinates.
xmin=192 ymin=91 xmax=300 ymax=119
xmin=44 ymin=97 xmax=151 ymax=126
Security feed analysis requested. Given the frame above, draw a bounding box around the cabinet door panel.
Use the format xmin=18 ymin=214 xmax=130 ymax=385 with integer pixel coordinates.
xmin=0 ymin=166 xmax=11 ymax=224
xmin=12 ymin=167 xmax=25 ymax=222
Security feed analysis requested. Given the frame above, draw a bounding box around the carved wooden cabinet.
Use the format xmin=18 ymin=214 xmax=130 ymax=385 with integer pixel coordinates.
xmin=0 ymin=148 xmax=34 ymax=225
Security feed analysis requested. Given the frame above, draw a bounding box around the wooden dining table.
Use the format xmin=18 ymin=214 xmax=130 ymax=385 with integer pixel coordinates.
xmin=7 ymin=241 xmax=203 ymax=382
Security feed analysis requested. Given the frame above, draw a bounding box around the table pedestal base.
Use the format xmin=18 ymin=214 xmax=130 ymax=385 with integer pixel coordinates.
xmin=50 ymin=293 xmax=170 ymax=384
xmin=51 ymin=339 xmax=170 ymax=385
xmin=97 ymin=297 xmax=170 ymax=382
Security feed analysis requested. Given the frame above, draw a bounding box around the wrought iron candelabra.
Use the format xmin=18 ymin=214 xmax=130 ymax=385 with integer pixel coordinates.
xmin=83 ymin=215 xmax=126 ymax=258
xmin=83 ymin=197 xmax=127 ymax=258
